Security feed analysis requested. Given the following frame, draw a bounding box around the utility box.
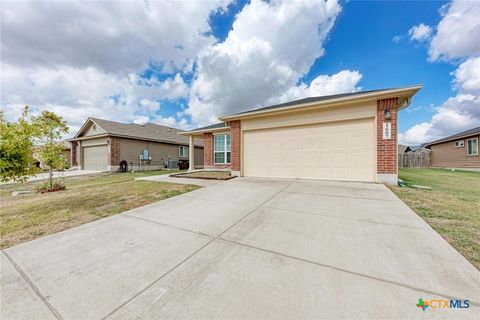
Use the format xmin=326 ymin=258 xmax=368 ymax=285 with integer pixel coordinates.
xmin=166 ymin=160 xmax=178 ymax=169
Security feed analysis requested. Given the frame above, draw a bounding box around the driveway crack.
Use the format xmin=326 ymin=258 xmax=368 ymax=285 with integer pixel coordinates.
xmin=2 ymin=251 xmax=64 ymax=320
xmin=103 ymin=181 xmax=293 ymax=319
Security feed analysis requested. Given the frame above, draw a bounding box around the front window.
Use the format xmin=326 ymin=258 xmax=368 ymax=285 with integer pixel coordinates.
xmin=467 ymin=138 xmax=478 ymax=155
xmin=214 ymin=134 xmax=231 ymax=164
xmin=179 ymin=146 xmax=188 ymax=158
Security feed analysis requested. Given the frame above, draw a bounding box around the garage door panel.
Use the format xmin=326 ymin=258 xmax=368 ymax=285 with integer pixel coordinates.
xmin=83 ymin=145 xmax=108 ymax=171
xmin=243 ymin=118 xmax=375 ymax=182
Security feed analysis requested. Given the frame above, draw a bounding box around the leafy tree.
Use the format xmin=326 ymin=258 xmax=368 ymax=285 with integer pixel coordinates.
xmin=34 ymin=111 xmax=69 ymax=189
xmin=0 ymin=107 xmax=40 ymax=183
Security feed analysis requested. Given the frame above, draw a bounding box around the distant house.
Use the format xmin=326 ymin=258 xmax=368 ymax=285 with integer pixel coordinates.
xmin=67 ymin=118 xmax=203 ymax=171
xmin=424 ymin=126 xmax=479 ymax=169
xmin=398 ymin=144 xmax=411 ymax=154
xmin=32 ymin=141 xmax=71 ymax=168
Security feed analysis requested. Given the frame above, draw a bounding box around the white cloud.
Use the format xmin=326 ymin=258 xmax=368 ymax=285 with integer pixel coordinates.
xmin=186 ymin=0 xmax=343 ymax=125
xmin=453 ymin=57 xmax=480 ymax=92
xmin=154 ymin=117 xmax=190 ymax=130
xmin=1 ymin=0 xmax=230 ymax=72
xmin=0 ymin=64 xmax=189 ymax=135
xmin=400 ymin=57 xmax=480 ymax=145
xmin=408 ymin=23 xmax=432 ymax=42
xmin=400 ymin=0 xmax=480 ymax=145
xmin=429 ymin=1 xmax=480 ymax=61
xmin=1 ymin=0 xmax=357 ymax=134
xmin=392 ymin=35 xmax=402 ymax=44
xmin=272 ymin=70 xmax=362 ymax=104
xmin=133 ymin=116 xmax=150 ymax=125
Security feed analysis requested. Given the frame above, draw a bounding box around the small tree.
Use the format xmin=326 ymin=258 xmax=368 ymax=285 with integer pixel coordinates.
xmin=34 ymin=111 xmax=69 ymax=189
xmin=0 ymin=107 xmax=40 ymax=183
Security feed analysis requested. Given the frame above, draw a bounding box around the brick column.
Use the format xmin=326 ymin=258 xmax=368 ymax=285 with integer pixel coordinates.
xmin=230 ymin=120 xmax=241 ymax=176
xmin=110 ymin=137 xmax=120 ymax=168
xmin=377 ymin=97 xmax=398 ymax=184
xmin=203 ymin=133 xmax=213 ymax=167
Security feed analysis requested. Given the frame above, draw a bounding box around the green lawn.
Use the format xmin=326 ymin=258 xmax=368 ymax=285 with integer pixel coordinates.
xmin=0 ymin=170 xmax=199 ymax=249
xmin=388 ymin=168 xmax=480 ymax=269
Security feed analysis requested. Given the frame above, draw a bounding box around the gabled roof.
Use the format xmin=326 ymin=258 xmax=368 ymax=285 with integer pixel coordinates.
xmin=424 ymin=126 xmax=480 ymax=147
xmin=219 ymin=84 xmax=422 ymax=121
xmin=230 ymin=88 xmax=393 ymax=117
xmin=398 ymin=145 xmax=410 ymax=153
xmin=178 ymin=122 xmax=230 ymax=136
xmin=71 ymin=118 xmax=203 ymax=146
xmin=182 ymin=85 xmax=422 ymax=135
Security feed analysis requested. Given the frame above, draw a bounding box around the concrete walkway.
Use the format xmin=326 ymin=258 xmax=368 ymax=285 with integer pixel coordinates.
xmin=1 ymin=178 xmax=479 ymax=319
xmin=1 ymin=170 xmax=102 ymax=185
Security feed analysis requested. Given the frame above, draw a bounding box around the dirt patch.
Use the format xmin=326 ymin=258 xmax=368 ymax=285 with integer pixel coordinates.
xmin=171 ymin=171 xmax=234 ymax=180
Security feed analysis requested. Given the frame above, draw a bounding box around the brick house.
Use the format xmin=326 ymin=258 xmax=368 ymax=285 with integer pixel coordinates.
xmin=180 ymin=85 xmax=422 ymax=184
xmin=67 ymin=118 xmax=203 ymax=171
xmin=424 ymin=126 xmax=479 ymax=169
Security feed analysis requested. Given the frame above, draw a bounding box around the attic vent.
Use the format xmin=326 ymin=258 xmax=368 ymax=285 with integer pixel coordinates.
xmin=93 ymin=124 xmax=96 ymax=130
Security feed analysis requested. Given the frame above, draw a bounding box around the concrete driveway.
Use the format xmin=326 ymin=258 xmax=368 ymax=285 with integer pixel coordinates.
xmin=2 ymin=178 xmax=479 ymax=319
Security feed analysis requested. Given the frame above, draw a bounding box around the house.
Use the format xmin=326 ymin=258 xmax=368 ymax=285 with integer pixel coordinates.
xmin=398 ymin=144 xmax=411 ymax=154
xmin=424 ymin=126 xmax=480 ymax=169
xmin=180 ymin=85 xmax=422 ymax=184
xmin=32 ymin=141 xmax=71 ymax=168
xmin=67 ymin=118 xmax=204 ymax=171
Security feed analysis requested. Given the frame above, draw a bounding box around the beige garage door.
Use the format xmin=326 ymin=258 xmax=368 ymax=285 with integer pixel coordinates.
xmin=83 ymin=145 xmax=108 ymax=171
xmin=243 ymin=118 xmax=375 ymax=181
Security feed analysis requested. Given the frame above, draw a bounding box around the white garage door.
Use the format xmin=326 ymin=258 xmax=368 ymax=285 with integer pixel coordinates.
xmin=243 ymin=118 xmax=375 ymax=181
xmin=83 ymin=145 xmax=108 ymax=171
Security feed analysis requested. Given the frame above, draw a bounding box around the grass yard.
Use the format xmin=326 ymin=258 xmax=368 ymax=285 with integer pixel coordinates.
xmin=388 ymin=168 xmax=480 ymax=269
xmin=0 ymin=170 xmax=199 ymax=249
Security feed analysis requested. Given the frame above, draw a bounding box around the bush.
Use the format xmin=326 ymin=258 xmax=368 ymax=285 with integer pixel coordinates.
xmin=36 ymin=181 xmax=66 ymax=193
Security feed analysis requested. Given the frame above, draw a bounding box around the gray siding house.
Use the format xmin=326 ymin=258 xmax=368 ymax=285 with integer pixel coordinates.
xmin=67 ymin=118 xmax=203 ymax=171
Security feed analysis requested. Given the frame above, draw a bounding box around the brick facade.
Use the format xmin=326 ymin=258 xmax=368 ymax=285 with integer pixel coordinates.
xmin=377 ymin=97 xmax=398 ymax=174
xmin=109 ymin=136 xmax=121 ymax=166
xmin=203 ymin=131 xmax=233 ymax=169
xmin=229 ymin=120 xmax=241 ymax=172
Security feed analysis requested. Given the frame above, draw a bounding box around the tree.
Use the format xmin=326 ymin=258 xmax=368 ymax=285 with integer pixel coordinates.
xmin=0 ymin=107 xmax=40 ymax=183
xmin=34 ymin=111 xmax=69 ymax=189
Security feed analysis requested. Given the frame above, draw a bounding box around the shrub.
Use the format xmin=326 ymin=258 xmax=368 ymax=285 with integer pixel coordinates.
xmin=36 ymin=181 xmax=66 ymax=193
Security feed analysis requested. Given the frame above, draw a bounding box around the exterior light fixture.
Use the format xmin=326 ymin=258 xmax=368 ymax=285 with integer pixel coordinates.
xmin=384 ymin=109 xmax=392 ymax=120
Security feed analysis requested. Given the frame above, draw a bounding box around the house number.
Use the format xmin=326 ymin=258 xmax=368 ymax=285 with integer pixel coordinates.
xmin=383 ymin=122 xmax=392 ymax=139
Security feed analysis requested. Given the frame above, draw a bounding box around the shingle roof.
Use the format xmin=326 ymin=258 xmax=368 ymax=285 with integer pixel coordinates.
xmin=83 ymin=118 xmax=203 ymax=146
xmin=186 ymin=122 xmax=228 ymax=132
xmin=230 ymin=88 xmax=397 ymax=117
xmin=424 ymin=126 xmax=480 ymax=146
xmin=398 ymin=145 xmax=410 ymax=153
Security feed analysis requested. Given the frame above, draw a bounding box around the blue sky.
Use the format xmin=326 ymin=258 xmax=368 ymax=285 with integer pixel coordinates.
xmin=1 ymin=0 xmax=479 ymax=144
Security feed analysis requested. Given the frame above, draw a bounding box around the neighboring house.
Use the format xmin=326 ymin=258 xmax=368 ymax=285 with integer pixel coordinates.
xmin=32 ymin=141 xmax=71 ymax=168
xmin=180 ymin=85 xmax=422 ymax=184
xmin=424 ymin=126 xmax=480 ymax=169
xmin=398 ymin=144 xmax=411 ymax=154
xmin=67 ymin=118 xmax=203 ymax=171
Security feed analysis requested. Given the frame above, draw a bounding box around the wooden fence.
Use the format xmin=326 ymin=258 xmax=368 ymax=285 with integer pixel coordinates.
xmin=398 ymin=150 xmax=431 ymax=168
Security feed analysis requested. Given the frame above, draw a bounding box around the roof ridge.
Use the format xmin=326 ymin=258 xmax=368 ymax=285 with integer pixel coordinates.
xmin=90 ymin=117 xmax=185 ymax=131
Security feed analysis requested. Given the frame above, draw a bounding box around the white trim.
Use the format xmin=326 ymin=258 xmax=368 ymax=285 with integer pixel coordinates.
xmin=179 ymin=145 xmax=189 ymax=158
xmin=219 ymin=85 xmax=422 ymax=121
xmin=467 ymin=137 xmax=478 ymax=156
xmin=454 ymin=140 xmax=465 ymax=148
xmin=178 ymin=126 xmax=230 ymax=136
xmin=213 ymin=133 xmax=231 ymax=164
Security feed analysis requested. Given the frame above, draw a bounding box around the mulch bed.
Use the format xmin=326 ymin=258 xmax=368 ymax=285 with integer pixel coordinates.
xmin=170 ymin=171 xmax=235 ymax=181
